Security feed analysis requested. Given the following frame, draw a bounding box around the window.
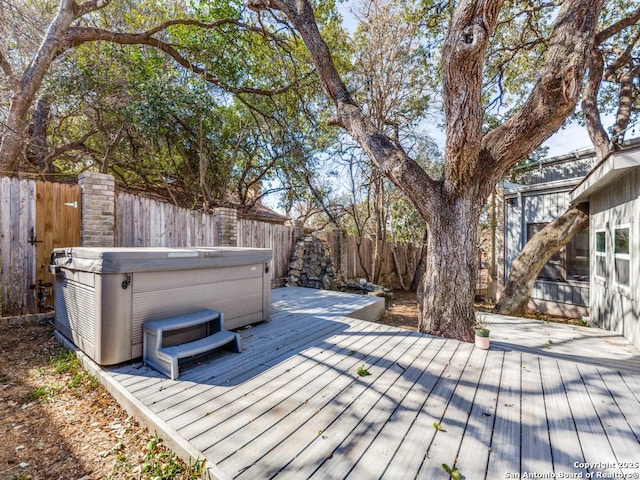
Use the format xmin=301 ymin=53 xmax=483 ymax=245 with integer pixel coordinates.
xmin=526 ymin=223 xmax=590 ymax=282
xmin=595 ymin=229 xmax=607 ymax=280
xmin=566 ymin=230 xmax=589 ymax=281
xmin=527 ymin=223 xmax=563 ymax=281
xmin=614 ymin=225 xmax=630 ymax=288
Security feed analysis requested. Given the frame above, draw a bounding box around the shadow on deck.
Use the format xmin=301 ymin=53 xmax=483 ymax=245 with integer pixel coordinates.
xmin=58 ymin=287 xmax=640 ymax=480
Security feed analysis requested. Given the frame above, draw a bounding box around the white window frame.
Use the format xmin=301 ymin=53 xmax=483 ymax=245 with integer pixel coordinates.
xmin=594 ymin=228 xmax=607 ymax=282
xmin=613 ymin=224 xmax=631 ymax=290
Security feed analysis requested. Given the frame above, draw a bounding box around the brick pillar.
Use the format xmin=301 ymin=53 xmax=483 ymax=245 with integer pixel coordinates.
xmin=78 ymin=172 xmax=115 ymax=247
xmin=214 ymin=207 xmax=237 ymax=246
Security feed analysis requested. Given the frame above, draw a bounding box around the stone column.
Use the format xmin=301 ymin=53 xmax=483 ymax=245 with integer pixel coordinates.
xmin=78 ymin=172 xmax=115 ymax=247
xmin=293 ymin=219 xmax=306 ymax=242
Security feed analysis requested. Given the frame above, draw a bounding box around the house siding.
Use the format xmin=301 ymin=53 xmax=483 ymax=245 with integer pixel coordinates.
xmin=504 ymin=187 xmax=589 ymax=316
xmin=589 ymin=167 xmax=640 ymax=347
xmin=502 ymin=148 xmax=601 ymax=318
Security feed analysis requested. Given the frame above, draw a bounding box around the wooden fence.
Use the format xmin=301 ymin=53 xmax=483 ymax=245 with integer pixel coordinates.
xmin=320 ymin=231 xmax=422 ymax=289
xmin=1 ymin=175 xmax=490 ymax=316
xmin=238 ymin=218 xmax=295 ymax=287
xmin=0 ymin=178 xmax=36 ymax=316
xmin=116 ymin=192 xmax=220 ymax=247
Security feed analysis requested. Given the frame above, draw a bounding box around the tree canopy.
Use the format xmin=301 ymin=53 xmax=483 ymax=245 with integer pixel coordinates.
xmin=1 ymin=0 xmax=638 ymax=340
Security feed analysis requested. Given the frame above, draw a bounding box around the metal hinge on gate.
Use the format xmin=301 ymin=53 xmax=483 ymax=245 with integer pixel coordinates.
xmin=28 ymin=227 xmax=43 ymax=246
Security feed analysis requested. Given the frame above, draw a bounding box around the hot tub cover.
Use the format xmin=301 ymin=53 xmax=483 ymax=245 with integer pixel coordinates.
xmin=51 ymin=247 xmax=272 ymax=274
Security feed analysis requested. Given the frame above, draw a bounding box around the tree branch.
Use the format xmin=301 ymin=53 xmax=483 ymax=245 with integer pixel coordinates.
xmin=59 ymin=25 xmax=297 ymax=97
xmin=0 ymin=49 xmax=15 ymax=85
xmin=496 ymin=205 xmax=589 ymax=315
xmin=480 ymin=0 xmax=604 ymax=190
xmin=442 ymin=0 xmax=503 ymax=195
xmin=604 ymin=29 xmax=640 ymax=80
xmin=581 ymin=47 xmax=610 ymax=158
xmin=595 ymin=6 xmax=640 ymax=45
xmin=246 ymin=0 xmax=442 ymax=222
xmin=74 ymin=0 xmax=113 ymax=17
xmin=41 ymin=128 xmax=99 ymax=166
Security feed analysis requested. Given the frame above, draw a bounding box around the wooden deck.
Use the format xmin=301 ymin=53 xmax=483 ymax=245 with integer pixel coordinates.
xmin=69 ymin=287 xmax=640 ymax=480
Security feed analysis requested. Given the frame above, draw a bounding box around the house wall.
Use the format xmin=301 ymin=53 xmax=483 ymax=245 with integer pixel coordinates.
xmin=589 ymin=167 xmax=640 ymax=347
xmin=504 ymin=187 xmax=589 ymax=317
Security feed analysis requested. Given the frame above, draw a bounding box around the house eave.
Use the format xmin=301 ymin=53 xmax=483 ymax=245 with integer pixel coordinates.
xmin=570 ymin=148 xmax=640 ymax=204
xmin=503 ymin=178 xmax=584 ymax=198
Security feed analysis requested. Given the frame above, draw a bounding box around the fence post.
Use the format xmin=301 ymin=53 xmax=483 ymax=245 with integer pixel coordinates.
xmin=78 ymin=172 xmax=115 ymax=247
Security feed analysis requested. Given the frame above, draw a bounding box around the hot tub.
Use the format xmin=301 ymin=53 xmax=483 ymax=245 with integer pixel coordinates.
xmin=50 ymin=246 xmax=272 ymax=365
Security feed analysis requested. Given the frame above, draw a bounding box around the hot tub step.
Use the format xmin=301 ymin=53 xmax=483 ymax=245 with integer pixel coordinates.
xmin=143 ymin=310 xmax=241 ymax=380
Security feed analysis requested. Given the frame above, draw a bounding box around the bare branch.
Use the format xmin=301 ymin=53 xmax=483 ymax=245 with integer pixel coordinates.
xmin=246 ymin=0 xmax=441 ymax=222
xmin=0 ymin=49 xmax=14 ymax=84
xmin=41 ymin=128 xmax=99 ymax=165
xmin=480 ymin=0 xmax=604 ymax=190
xmin=596 ymin=6 xmax=640 ymax=45
xmin=139 ymin=18 xmax=274 ymax=38
xmin=604 ymin=29 xmax=640 ymax=80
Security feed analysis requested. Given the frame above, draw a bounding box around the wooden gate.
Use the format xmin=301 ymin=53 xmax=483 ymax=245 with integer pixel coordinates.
xmin=34 ymin=182 xmax=82 ymax=310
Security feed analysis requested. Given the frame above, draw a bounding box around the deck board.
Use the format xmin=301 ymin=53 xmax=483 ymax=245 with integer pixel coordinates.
xmin=342 ymin=338 xmax=448 ymax=479
xmin=414 ymin=346 xmax=488 ymax=479
xmin=146 ymin=318 xmax=370 ymax=418
xmin=61 ymin=286 xmax=640 ymax=480
xmin=576 ymin=364 xmax=640 ymax=475
xmin=485 ymin=350 xmax=522 ymax=479
xmin=381 ymin=341 xmax=475 ymax=479
xmin=190 ymin=325 xmax=406 ymax=456
xmin=226 ymin=330 xmax=420 ymax=479
xmin=538 ymin=356 xmax=588 ymax=476
xmin=519 ymin=353 xmax=554 ymax=474
xmin=453 ymin=348 xmax=503 ymax=478
xmin=557 ymin=360 xmax=620 ymax=475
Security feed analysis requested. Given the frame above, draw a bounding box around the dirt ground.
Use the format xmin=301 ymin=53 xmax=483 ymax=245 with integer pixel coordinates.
xmin=0 ymin=292 xmax=579 ymax=479
xmin=382 ymin=289 xmax=585 ymax=328
xmin=0 ymin=319 xmax=199 ymax=480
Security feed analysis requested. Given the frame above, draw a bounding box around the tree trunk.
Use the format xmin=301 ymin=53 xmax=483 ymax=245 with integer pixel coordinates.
xmin=0 ymin=0 xmax=80 ymax=172
xmin=27 ymin=96 xmax=51 ymax=172
xmin=417 ymin=196 xmax=479 ymax=342
xmin=495 ymin=205 xmax=589 ymax=315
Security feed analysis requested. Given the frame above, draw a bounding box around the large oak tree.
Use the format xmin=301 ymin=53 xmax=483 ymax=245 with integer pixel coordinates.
xmin=246 ymin=0 xmax=604 ymax=341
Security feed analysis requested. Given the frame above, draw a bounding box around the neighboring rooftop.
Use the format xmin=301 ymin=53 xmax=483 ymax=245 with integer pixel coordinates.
xmin=507 ymin=136 xmax=640 ymax=187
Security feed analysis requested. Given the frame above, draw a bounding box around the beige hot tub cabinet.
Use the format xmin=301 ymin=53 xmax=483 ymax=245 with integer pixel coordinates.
xmin=50 ymin=247 xmax=272 ymax=365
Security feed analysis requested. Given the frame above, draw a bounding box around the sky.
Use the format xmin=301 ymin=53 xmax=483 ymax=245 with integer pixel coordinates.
xmin=335 ymin=2 xmax=639 ymax=160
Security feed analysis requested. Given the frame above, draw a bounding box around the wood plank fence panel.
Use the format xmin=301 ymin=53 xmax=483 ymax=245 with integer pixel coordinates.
xmin=237 ymin=218 xmax=294 ymax=287
xmin=116 ymin=192 xmax=219 ymax=248
xmin=0 ymin=177 xmax=36 ymax=316
xmin=34 ymin=181 xmax=81 ymax=309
